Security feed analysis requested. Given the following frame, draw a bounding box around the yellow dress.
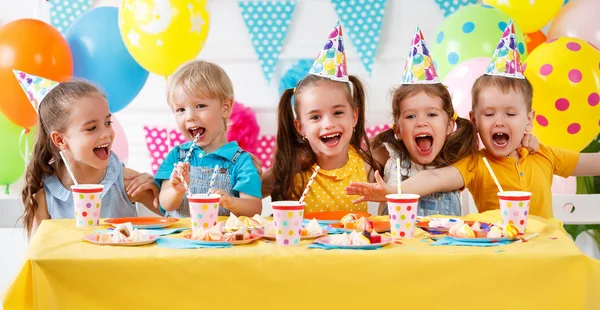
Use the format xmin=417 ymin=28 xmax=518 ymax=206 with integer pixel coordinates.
xmin=293 ymin=146 xmax=369 ymax=213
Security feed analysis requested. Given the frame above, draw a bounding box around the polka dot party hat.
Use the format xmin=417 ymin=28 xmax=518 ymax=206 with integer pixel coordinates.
xmin=485 ymin=20 xmax=525 ymax=79
xmin=12 ymin=69 xmax=60 ymax=112
xmin=401 ymin=26 xmax=440 ymax=84
xmin=309 ymin=21 xmax=348 ymax=83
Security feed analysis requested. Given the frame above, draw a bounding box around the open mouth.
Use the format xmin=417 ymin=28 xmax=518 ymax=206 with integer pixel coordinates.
xmin=492 ymin=133 xmax=509 ymax=147
xmin=188 ymin=126 xmax=206 ymax=139
xmin=93 ymin=143 xmax=110 ymax=160
xmin=320 ymin=132 xmax=341 ymax=147
xmin=415 ymin=133 xmax=433 ymax=155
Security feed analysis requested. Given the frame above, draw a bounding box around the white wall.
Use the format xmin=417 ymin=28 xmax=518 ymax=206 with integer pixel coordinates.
xmin=0 ymin=0 xmax=447 ymax=175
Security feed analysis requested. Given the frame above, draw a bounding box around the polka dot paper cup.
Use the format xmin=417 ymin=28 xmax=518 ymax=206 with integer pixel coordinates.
xmin=71 ymin=184 xmax=104 ymax=227
xmin=272 ymin=201 xmax=305 ymax=246
xmin=188 ymin=194 xmax=221 ymax=233
xmin=498 ymin=191 xmax=531 ymax=234
xmin=386 ymin=194 xmax=420 ymax=238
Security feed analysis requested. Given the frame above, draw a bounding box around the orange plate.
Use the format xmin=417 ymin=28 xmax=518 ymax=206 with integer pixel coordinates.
xmin=183 ymin=233 xmax=260 ymax=245
xmin=104 ymin=217 xmax=179 ymax=229
xmin=304 ymin=211 xmax=371 ymax=222
xmin=329 ymin=221 xmax=390 ymax=233
xmin=251 ymin=228 xmax=328 ymax=241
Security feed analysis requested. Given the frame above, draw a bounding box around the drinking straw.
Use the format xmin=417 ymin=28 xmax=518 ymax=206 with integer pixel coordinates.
xmin=59 ymin=151 xmax=78 ymax=186
xmin=482 ymin=157 xmax=504 ymax=192
xmin=207 ymin=165 xmax=219 ymax=194
xmin=396 ymin=158 xmax=401 ymax=195
xmin=299 ymin=166 xmax=320 ymax=203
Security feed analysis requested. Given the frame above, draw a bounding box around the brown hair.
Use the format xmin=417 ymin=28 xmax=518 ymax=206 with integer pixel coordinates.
xmin=471 ymin=75 xmax=533 ymax=112
xmin=271 ymin=75 xmax=382 ymax=201
xmin=371 ymin=83 xmax=478 ymax=172
xmin=21 ymin=80 xmax=105 ymax=237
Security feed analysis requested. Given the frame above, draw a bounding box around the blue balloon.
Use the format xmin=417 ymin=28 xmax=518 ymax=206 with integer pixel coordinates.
xmin=66 ymin=7 xmax=148 ymax=113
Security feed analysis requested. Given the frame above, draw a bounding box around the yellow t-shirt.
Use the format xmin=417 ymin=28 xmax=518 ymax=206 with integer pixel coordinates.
xmin=293 ymin=147 xmax=368 ymax=213
xmin=452 ymin=144 xmax=579 ymax=218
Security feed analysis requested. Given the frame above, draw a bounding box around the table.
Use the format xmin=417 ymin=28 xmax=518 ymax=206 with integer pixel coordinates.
xmin=3 ymin=211 xmax=600 ymax=309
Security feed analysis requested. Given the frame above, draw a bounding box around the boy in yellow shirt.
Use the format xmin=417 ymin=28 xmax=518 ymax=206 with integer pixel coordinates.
xmin=346 ymin=21 xmax=600 ymax=218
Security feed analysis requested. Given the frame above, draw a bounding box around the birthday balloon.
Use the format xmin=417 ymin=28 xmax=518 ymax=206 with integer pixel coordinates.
xmin=548 ymin=0 xmax=600 ymax=49
xmin=525 ymin=31 xmax=547 ymax=54
xmin=431 ymin=4 xmax=528 ymax=80
xmin=0 ymin=113 xmax=37 ymax=185
xmin=119 ymin=0 xmax=210 ymax=77
xmin=524 ymin=37 xmax=600 ymax=152
xmin=111 ymin=116 xmax=129 ymax=165
xmin=0 ymin=19 xmax=73 ymax=128
xmin=443 ymin=57 xmax=491 ymax=119
xmin=483 ymin=0 xmax=563 ymax=33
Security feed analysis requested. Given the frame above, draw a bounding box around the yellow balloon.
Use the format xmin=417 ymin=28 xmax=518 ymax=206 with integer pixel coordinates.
xmin=414 ymin=65 xmax=425 ymax=77
xmin=119 ymin=0 xmax=210 ymax=77
xmin=324 ymin=59 xmax=335 ymax=71
xmin=525 ymin=37 xmax=600 ymax=152
xmin=483 ymin=0 xmax=563 ymax=33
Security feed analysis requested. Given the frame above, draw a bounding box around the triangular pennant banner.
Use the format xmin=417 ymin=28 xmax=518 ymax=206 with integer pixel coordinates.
xmin=330 ymin=0 xmax=386 ymax=75
xmin=434 ymin=0 xmax=477 ymax=17
xmin=49 ymin=0 xmax=91 ymax=34
xmin=238 ymin=0 xmax=296 ymax=83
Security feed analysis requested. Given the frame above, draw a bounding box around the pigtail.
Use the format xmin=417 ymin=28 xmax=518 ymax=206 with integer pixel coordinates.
xmin=20 ymin=121 xmax=58 ymax=238
xmin=348 ymin=75 xmax=383 ymax=176
xmin=441 ymin=116 xmax=478 ymax=165
xmin=271 ymin=88 xmax=315 ymax=201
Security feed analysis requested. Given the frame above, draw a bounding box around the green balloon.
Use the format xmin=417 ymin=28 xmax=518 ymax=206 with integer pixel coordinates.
xmin=0 ymin=113 xmax=37 ymax=185
xmin=431 ymin=4 xmax=529 ymax=81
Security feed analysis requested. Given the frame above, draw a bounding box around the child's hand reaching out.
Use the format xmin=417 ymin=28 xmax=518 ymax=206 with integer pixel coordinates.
xmin=209 ymin=188 xmax=231 ymax=208
xmin=345 ymin=170 xmax=392 ymax=204
xmin=169 ymin=162 xmax=190 ymax=194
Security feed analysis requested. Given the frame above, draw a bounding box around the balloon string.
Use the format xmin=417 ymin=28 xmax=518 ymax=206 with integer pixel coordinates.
xmin=18 ymin=128 xmax=30 ymax=170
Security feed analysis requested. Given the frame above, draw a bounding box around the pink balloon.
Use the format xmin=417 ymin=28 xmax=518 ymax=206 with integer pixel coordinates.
xmin=443 ymin=57 xmax=490 ymax=119
xmin=548 ymin=0 xmax=600 ymax=49
xmin=111 ymin=116 xmax=129 ymax=165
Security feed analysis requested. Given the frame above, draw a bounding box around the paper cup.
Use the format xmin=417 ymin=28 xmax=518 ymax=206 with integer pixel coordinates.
xmin=272 ymin=201 xmax=305 ymax=246
xmin=71 ymin=184 xmax=104 ymax=227
xmin=188 ymin=194 xmax=221 ymax=233
xmin=498 ymin=191 xmax=531 ymax=234
xmin=386 ymin=194 xmax=420 ymax=238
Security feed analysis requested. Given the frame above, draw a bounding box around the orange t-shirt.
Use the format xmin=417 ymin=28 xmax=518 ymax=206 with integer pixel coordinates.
xmin=452 ymin=144 xmax=579 ymax=218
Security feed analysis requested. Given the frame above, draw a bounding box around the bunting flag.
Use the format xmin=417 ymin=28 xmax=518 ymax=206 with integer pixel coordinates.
xmin=434 ymin=0 xmax=477 ymax=17
xmin=330 ymin=0 xmax=386 ymax=74
xmin=238 ymin=0 xmax=296 ymax=83
xmin=49 ymin=0 xmax=91 ymax=34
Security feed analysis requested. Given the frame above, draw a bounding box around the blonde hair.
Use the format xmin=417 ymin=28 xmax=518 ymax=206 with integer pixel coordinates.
xmin=21 ymin=80 xmax=105 ymax=238
xmin=167 ymin=60 xmax=234 ymax=106
xmin=472 ymin=75 xmax=533 ymax=112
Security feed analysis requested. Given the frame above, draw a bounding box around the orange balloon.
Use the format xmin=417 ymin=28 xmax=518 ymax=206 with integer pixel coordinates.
xmin=525 ymin=30 xmax=547 ymax=54
xmin=0 ymin=19 xmax=73 ymax=128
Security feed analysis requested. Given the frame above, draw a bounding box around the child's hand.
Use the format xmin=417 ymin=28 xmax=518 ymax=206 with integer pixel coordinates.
xmin=169 ymin=162 xmax=190 ymax=193
xmin=519 ymin=133 xmax=539 ymax=154
xmin=344 ymin=170 xmax=392 ymax=203
xmin=125 ymin=172 xmax=160 ymax=207
xmin=209 ymin=189 xmax=231 ymax=209
xmin=249 ymin=153 xmax=263 ymax=177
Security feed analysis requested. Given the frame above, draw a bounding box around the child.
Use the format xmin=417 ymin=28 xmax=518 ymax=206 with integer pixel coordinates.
xmin=262 ymin=21 xmax=382 ymax=213
xmin=345 ymin=21 xmax=598 ymax=219
xmin=17 ymin=72 xmax=160 ymax=237
xmin=154 ymin=60 xmax=262 ymax=218
xmin=370 ymin=26 xmax=478 ymax=216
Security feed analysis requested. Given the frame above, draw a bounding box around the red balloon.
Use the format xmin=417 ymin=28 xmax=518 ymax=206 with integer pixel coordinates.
xmin=0 ymin=19 xmax=73 ymax=128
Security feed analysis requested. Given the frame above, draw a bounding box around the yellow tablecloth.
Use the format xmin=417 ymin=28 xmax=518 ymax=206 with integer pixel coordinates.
xmin=3 ymin=211 xmax=600 ymax=310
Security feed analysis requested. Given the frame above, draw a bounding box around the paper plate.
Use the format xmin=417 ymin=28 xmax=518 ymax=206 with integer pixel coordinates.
xmin=104 ymin=217 xmax=179 ymax=229
xmin=447 ymin=236 xmax=517 ymax=243
xmin=416 ymin=220 xmax=482 ymax=234
xmin=313 ymin=236 xmax=392 ymax=249
xmin=82 ymin=234 xmax=157 ymax=246
xmin=328 ymin=221 xmax=390 ymax=233
xmin=182 ymin=233 xmax=261 ymax=245
xmin=250 ymin=228 xmax=328 ymax=241
xmin=304 ymin=211 xmax=371 ymax=224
